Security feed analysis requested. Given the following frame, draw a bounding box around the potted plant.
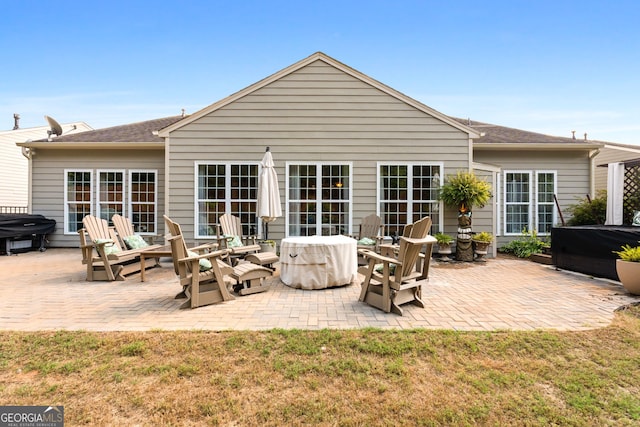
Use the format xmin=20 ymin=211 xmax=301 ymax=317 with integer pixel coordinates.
xmin=259 ymin=239 xmax=277 ymax=253
xmin=614 ymin=242 xmax=640 ymax=295
xmin=439 ymin=171 xmax=492 ymax=261
xmin=434 ymin=232 xmax=454 ymax=255
xmin=472 ymin=231 xmax=493 ymax=261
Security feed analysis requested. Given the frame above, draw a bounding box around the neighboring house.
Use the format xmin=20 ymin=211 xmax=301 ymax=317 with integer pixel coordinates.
xmin=593 ymin=142 xmax=640 ymax=192
xmin=18 ymin=52 xmax=603 ymax=253
xmin=1 ymin=116 xmax=92 ymax=211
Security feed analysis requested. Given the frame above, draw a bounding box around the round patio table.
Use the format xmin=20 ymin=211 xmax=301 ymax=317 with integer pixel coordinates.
xmin=279 ymin=235 xmax=358 ymax=290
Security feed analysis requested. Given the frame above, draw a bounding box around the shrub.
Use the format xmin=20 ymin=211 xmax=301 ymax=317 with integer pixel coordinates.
xmin=434 ymin=232 xmax=454 ymax=244
xmin=614 ymin=242 xmax=640 ymax=262
xmin=566 ymin=191 xmax=607 ymax=226
xmin=499 ymin=229 xmax=549 ymax=258
xmin=472 ymin=231 xmax=493 ymax=243
xmin=439 ymin=171 xmax=492 ymax=211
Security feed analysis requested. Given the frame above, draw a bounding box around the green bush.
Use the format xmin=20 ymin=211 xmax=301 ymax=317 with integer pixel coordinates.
xmin=566 ymin=191 xmax=607 ymax=226
xmin=614 ymin=242 xmax=640 ymax=262
xmin=499 ymin=229 xmax=549 ymax=258
xmin=439 ymin=171 xmax=492 ymax=211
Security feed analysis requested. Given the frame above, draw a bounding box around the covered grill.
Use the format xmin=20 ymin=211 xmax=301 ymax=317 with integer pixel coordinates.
xmin=0 ymin=214 xmax=56 ymax=255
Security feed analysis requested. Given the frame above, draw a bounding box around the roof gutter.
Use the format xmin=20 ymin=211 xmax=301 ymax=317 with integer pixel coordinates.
xmin=473 ymin=142 xmax=604 ymax=151
xmin=16 ymin=141 xmax=164 ymax=150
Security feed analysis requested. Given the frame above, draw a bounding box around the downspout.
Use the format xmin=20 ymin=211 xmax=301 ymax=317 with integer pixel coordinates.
xmin=20 ymin=145 xmax=34 ymax=214
xmin=161 ymin=133 xmax=170 ymax=243
xmin=588 ymin=149 xmax=600 ymax=198
xmin=21 ymin=146 xmax=33 ymax=159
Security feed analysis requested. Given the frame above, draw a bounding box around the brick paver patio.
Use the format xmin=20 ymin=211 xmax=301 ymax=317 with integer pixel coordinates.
xmin=0 ymin=248 xmax=637 ymax=332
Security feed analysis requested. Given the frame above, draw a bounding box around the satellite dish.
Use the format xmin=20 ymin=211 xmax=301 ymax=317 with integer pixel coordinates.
xmin=44 ymin=115 xmax=63 ymax=140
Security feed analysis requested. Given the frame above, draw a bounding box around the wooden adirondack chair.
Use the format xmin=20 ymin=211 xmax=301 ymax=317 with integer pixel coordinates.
xmin=169 ymin=234 xmax=235 ymax=308
xmin=351 ymin=214 xmax=385 ymax=262
xmin=216 ymin=214 xmax=262 ymax=264
xmin=164 ymin=215 xmax=273 ymax=298
xmin=358 ymin=216 xmax=436 ymax=315
xmin=163 ymin=215 xmax=220 ymax=279
xmin=79 ymin=215 xmax=159 ymax=281
xmin=111 ymin=213 xmax=163 ymax=255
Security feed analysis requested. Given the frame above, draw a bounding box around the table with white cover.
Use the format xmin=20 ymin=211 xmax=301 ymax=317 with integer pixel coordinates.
xmin=279 ymin=235 xmax=358 ymax=290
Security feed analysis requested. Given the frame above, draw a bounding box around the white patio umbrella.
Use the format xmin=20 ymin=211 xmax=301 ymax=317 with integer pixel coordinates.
xmin=257 ymin=147 xmax=282 ymax=240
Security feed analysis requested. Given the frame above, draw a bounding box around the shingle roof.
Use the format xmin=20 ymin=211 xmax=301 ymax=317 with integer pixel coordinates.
xmin=450 ymin=117 xmax=596 ymax=145
xmin=33 ymin=113 xmax=600 ymax=148
xmin=41 ymin=116 xmax=184 ymax=143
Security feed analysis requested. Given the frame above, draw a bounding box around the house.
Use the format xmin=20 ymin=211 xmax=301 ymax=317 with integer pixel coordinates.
xmin=17 ymin=52 xmax=603 ymax=254
xmin=1 ymin=114 xmax=92 ymax=211
xmin=593 ymin=141 xmax=640 ymax=192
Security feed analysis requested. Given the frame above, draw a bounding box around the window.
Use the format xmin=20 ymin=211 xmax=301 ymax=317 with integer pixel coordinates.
xmin=536 ymin=172 xmax=556 ymax=234
xmin=505 ymin=172 xmax=531 ymax=234
xmin=130 ymin=171 xmax=157 ymax=234
xmin=64 ymin=170 xmax=92 ymax=233
xmin=63 ymin=169 xmax=158 ymax=235
xmin=97 ymin=170 xmax=125 ymax=224
xmin=378 ymin=163 xmax=441 ymax=236
xmin=504 ymin=171 xmax=556 ymax=235
xmin=287 ymin=163 xmax=351 ymax=236
xmin=196 ymin=163 xmax=259 ymax=238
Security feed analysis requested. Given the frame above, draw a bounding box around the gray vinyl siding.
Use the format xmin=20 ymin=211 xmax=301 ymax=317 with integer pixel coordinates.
xmin=467 ymin=167 xmax=496 ymax=248
xmin=30 ymin=149 xmax=165 ymax=247
xmin=593 ymin=144 xmax=640 ymax=192
xmin=167 ymin=60 xmax=471 ymax=245
xmin=474 ymin=149 xmax=591 ymax=248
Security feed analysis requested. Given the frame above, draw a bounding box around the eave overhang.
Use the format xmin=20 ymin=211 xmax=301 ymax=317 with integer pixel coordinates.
xmin=473 ymin=142 xmax=604 ymax=151
xmin=16 ymin=141 xmax=164 ymax=150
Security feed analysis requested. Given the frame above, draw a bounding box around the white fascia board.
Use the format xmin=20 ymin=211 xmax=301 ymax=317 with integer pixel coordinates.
xmin=474 ymin=142 xmax=604 ymax=151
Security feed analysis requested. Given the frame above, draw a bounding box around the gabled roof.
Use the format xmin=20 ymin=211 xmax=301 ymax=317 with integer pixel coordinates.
xmin=18 ymin=116 xmax=183 ymax=149
xmin=157 ymin=52 xmax=482 ymax=139
xmin=454 ymin=118 xmax=603 ymax=150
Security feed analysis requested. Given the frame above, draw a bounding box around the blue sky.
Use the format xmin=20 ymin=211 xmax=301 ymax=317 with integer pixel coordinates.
xmin=2 ymin=0 xmax=639 ymax=144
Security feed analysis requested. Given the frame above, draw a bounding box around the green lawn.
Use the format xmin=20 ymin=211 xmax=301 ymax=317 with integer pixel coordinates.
xmin=1 ymin=306 xmax=639 ymax=426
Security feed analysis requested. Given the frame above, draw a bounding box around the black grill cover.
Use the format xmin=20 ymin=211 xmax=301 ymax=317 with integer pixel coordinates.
xmin=0 ymin=214 xmax=56 ymax=239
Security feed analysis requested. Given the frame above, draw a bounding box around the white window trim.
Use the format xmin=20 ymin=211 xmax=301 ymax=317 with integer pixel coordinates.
xmin=128 ymin=169 xmax=158 ymax=236
xmin=285 ymin=161 xmax=353 ymax=237
xmin=496 ymin=172 xmax=502 ymax=236
xmin=534 ymin=170 xmax=557 ymax=236
xmin=503 ymin=170 xmax=557 ymax=236
xmin=194 ymin=161 xmax=260 ymax=240
xmin=63 ymin=169 xmax=93 ymax=235
xmin=96 ymin=169 xmax=126 ymax=223
xmin=503 ymin=170 xmax=533 ymax=236
xmin=376 ymin=161 xmax=444 ymax=234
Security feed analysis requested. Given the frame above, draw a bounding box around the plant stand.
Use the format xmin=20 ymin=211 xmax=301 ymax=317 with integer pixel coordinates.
xmin=259 ymin=242 xmax=276 ymax=253
xmin=474 ymin=241 xmax=490 ymax=262
xmin=437 ymin=242 xmax=452 ymax=254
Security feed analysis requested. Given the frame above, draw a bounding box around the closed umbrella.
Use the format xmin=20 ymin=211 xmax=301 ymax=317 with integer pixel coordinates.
xmin=257 ymin=147 xmax=282 ymax=240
